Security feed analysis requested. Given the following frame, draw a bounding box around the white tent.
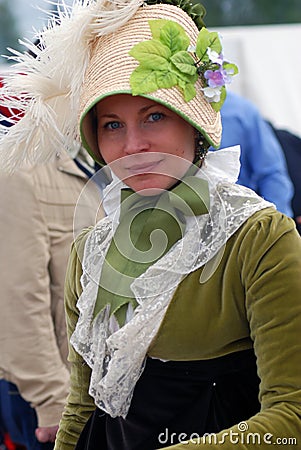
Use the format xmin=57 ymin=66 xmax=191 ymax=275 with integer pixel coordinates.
xmin=215 ymin=23 xmax=301 ymax=137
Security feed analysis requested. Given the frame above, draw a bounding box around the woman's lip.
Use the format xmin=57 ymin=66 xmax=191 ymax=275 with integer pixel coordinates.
xmin=126 ymin=160 xmax=162 ymax=174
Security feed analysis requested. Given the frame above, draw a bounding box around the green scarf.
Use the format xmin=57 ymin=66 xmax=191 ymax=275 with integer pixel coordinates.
xmin=93 ymin=175 xmax=210 ymax=326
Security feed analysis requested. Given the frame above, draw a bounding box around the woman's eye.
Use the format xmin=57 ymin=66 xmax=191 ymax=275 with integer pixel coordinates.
xmin=149 ymin=112 xmax=164 ymax=122
xmin=105 ymin=121 xmax=121 ymax=130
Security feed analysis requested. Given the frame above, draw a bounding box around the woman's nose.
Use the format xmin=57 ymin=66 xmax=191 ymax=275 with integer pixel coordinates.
xmin=123 ymin=126 xmax=150 ymax=154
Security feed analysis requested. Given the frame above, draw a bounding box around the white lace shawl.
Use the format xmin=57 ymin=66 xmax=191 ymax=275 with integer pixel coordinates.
xmin=70 ymin=147 xmax=273 ymax=418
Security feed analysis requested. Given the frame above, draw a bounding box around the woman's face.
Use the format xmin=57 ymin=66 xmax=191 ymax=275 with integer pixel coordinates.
xmin=96 ymin=94 xmax=196 ymax=193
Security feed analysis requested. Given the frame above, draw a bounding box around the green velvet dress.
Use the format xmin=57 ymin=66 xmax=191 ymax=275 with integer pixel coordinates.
xmin=54 ymin=152 xmax=301 ymax=449
xmin=54 ymin=205 xmax=301 ymax=450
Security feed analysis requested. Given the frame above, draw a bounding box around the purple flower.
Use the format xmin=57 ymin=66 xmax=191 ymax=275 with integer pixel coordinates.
xmin=204 ymin=68 xmax=230 ymax=88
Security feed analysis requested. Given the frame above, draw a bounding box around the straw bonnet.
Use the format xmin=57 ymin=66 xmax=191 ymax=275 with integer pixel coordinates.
xmin=80 ymin=3 xmax=223 ymax=164
xmin=0 ymin=0 xmax=237 ymax=172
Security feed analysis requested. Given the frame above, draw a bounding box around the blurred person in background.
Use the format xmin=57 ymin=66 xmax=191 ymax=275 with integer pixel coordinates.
xmin=0 ymin=81 xmax=104 ymax=449
xmin=218 ymin=91 xmax=294 ymax=217
xmin=269 ymin=124 xmax=301 ymax=234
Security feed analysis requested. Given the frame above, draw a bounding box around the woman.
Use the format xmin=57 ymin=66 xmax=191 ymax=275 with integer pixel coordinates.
xmin=0 ymin=1 xmax=300 ymax=449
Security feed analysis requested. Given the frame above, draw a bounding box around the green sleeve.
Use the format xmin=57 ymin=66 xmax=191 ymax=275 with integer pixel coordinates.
xmin=164 ymin=212 xmax=301 ymax=449
xmin=54 ymin=228 xmax=96 ymax=450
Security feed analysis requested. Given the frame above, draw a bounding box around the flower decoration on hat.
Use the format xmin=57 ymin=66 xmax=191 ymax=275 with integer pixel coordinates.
xmin=146 ymin=0 xmax=207 ymax=30
xmin=129 ymin=19 xmax=238 ymax=111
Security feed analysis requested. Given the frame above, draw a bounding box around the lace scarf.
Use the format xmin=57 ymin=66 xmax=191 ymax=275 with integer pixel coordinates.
xmin=70 ymin=147 xmax=273 ymax=418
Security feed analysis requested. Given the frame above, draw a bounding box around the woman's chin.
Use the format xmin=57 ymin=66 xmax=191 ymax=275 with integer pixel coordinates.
xmin=123 ymin=173 xmax=178 ymax=196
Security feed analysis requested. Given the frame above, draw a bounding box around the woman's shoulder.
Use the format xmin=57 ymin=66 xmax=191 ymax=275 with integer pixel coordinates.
xmin=71 ymin=226 xmax=95 ymax=263
xmin=236 ymin=206 xmax=301 ymax=251
xmin=243 ymin=207 xmax=296 ymax=233
xmin=71 ymin=217 xmax=113 ymax=267
xmin=73 ymin=216 xmax=111 ymax=249
xmin=75 ymin=225 xmax=95 ymax=244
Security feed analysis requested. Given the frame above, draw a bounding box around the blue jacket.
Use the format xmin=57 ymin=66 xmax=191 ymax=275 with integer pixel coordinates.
xmin=217 ymin=91 xmax=294 ymax=216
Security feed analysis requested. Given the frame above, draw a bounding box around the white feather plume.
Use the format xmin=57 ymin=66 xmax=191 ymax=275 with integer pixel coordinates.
xmin=0 ymin=0 xmax=144 ymax=172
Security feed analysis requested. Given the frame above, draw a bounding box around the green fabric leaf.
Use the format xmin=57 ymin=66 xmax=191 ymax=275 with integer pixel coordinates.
xmin=170 ymin=51 xmax=197 ymax=75
xmin=130 ymin=67 xmax=159 ymax=95
xmin=196 ymin=28 xmax=222 ymax=61
xmin=177 ymin=78 xmax=186 ymax=90
xmin=145 ymin=0 xmax=206 ymax=30
xmin=160 ymin=21 xmax=190 ymax=54
xmin=149 ymin=20 xmax=189 ymax=54
xmin=207 ymin=31 xmax=222 ymax=54
xmin=224 ymin=62 xmax=239 ymax=75
xmin=148 ymin=19 xmax=170 ymax=40
xmin=156 ymin=71 xmax=178 ymax=89
xmin=211 ymin=86 xmax=227 ymax=111
xmin=129 ymin=40 xmax=171 ymax=70
xmin=183 ymin=83 xmax=196 ymax=102
xmin=170 ymin=62 xmax=198 ymax=84
xmin=189 ymin=2 xmax=206 ymax=29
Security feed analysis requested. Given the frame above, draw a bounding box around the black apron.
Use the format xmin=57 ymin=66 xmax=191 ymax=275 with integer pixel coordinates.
xmin=75 ymin=349 xmax=260 ymax=450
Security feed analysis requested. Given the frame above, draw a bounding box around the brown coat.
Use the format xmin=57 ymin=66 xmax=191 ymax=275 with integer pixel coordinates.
xmin=0 ymin=151 xmax=102 ymax=427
